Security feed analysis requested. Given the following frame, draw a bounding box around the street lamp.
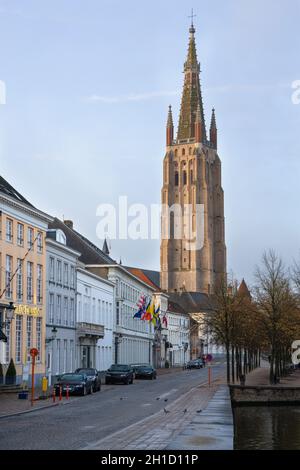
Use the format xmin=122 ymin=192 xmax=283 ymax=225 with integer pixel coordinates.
xmin=0 ymin=302 xmax=16 ymax=328
xmin=45 ymin=326 xmax=58 ymax=344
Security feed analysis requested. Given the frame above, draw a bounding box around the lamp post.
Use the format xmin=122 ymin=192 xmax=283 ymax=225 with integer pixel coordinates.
xmin=45 ymin=327 xmax=57 ymax=387
xmin=0 ymin=302 xmax=15 ymax=348
xmin=114 ymin=333 xmax=123 ymax=364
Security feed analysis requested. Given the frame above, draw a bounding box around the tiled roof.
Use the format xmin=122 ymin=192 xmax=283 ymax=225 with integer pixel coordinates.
xmin=48 ymin=218 xmax=116 ymax=266
xmin=125 ymin=267 xmax=159 ymax=290
xmin=0 ymin=175 xmax=33 ymax=207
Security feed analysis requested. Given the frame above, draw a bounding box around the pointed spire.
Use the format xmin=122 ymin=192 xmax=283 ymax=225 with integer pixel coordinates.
xmin=177 ymin=24 xmax=206 ymax=142
xmin=166 ymin=105 xmax=174 ymax=146
xmin=102 ymin=238 xmax=110 ymax=255
xmin=238 ymin=279 xmax=251 ymax=300
xmin=210 ymin=108 xmax=217 ymax=149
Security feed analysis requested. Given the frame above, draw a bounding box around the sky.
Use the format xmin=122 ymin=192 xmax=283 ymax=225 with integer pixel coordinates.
xmin=0 ymin=0 xmax=299 ymax=286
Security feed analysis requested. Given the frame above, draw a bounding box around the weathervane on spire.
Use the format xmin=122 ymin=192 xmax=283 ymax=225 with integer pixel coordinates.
xmin=188 ymin=8 xmax=196 ymax=34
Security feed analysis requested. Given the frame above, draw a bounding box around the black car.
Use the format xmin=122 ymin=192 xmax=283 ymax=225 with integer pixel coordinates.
xmin=105 ymin=364 xmax=134 ymax=385
xmin=186 ymin=359 xmax=204 ymax=370
xmin=75 ymin=368 xmax=101 ymax=392
xmin=134 ymin=365 xmax=157 ymax=380
xmin=54 ymin=373 xmax=93 ymax=396
xmin=130 ymin=363 xmax=149 ymax=378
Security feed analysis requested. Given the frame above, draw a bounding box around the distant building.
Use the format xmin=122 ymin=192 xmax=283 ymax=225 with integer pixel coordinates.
xmin=45 ymin=228 xmax=80 ymax=384
xmin=166 ymin=301 xmax=190 ymax=367
xmin=0 ymin=175 xmax=52 ymax=384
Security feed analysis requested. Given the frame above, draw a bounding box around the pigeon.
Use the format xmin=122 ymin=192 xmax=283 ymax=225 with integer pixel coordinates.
xmin=156 ymin=397 xmax=160 ymax=400
xmin=183 ymin=409 xmax=187 ymax=413
xmin=164 ymin=408 xmax=170 ymax=414
xmin=197 ymin=410 xmax=202 ymax=413
xmin=164 ymin=398 xmax=168 ymax=402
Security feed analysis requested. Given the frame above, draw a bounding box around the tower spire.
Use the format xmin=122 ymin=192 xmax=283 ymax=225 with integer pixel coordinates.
xmin=166 ymin=105 xmax=174 ymax=146
xmin=210 ymin=108 xmax=217 ymax=149
xmin=177 ymin=21 xmax=206 ymax=142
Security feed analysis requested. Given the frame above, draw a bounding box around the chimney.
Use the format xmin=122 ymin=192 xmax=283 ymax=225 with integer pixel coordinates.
xmin=64 ymin=220 xmax=73 ymax=229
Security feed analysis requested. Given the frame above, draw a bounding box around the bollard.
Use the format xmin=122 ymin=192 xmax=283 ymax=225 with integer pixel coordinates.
xmin=59 ymin=386 xmax=62 ymax=401
xmin=52 ymin=386 xmax=56 ymax=403
xmin=66 ymin=386 xmax=69 ymax=400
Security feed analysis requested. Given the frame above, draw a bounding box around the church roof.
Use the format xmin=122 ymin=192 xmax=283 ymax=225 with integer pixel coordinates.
xmin=125 ymin=267 xmax=160 ymax=290
xmin=0 ymin=175 xmax=34 ymax=207
xmin=177 ymin=24 xmax=207 ymax=142
xmin=168 ymin=292 xmax=214 ymax=313
xmin=238 ymin=279 xmax=251 ymax=299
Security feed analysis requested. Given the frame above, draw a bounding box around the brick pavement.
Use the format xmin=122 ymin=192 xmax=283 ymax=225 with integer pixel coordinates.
xmin=85 ymin=376 xmax=226 ymax=450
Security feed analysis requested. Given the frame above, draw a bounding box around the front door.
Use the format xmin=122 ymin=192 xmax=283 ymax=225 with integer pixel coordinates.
xmin=82 ymin=346 xmax=91 ymax=368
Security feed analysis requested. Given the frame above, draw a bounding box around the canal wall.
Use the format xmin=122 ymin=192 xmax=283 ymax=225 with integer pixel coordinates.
xmin=230 ymin=385 xmax=300 ymax=405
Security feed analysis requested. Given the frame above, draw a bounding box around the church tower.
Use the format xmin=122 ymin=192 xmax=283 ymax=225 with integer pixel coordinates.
xmin=160 ymin=21 xmax=226 ymax=294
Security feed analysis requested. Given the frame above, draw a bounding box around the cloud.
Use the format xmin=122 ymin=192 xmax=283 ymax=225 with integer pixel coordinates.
xmin=86 ymin=90 xmax=180 ymax=104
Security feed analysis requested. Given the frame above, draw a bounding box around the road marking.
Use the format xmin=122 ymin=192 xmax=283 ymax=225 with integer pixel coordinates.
xmin=157 ymin=389 xmax=178 ymax=400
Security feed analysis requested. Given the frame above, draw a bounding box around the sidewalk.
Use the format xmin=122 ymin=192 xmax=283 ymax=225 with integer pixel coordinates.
xmin=0 ymin=391 xmax=74 ymax=418
xmin=245 ymin=362 xmax=300 ymax=387
xmin=85 ymin=376 xmax=228 ymax=451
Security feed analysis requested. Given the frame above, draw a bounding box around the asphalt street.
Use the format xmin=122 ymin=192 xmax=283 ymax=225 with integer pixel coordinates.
xmin=0 ymin=361 xmax=226 ymax=450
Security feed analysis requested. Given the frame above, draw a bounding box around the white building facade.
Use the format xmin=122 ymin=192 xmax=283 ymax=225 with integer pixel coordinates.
xmin=76 ymin=266 xmax=114 ymax=371
xmin=166 ymin=306 xmax=190 ymax=367
xmin=45 ymin=229 xmax=80 ymax=385
xmin=86 ymin=265 xmax=155 ymax=366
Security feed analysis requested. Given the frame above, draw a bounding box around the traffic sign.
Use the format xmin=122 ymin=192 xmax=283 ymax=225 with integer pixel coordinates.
xmin=30 ymin=348 xmax=39 ymax=357
xmin=206 ymin=354 xmax=213 ymax=362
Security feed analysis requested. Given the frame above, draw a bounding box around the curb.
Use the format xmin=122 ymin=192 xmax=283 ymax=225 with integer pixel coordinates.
xmin=0 ymin=397 xmax=76 ymax=420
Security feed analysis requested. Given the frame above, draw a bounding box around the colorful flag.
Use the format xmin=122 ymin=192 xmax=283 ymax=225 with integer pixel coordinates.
xmin=134 ymin=294 xmax=146 ymax=319
xmin=162 ymin=314 xmax=168 ymax=328
xmin=151 ymin=305 xmax=160 ymax=326
xmin=143 ymin=300 xmax=153 ymax=321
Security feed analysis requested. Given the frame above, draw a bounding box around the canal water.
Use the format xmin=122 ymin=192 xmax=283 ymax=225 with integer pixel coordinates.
xmin=234 ymin=406 xmax=300 ymax=450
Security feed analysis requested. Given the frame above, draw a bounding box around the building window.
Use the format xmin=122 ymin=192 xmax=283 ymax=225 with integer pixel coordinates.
xmin=27 ymin=227 xmax=34 ymax=250
xmin=26 ymin=316 xmax=33 ymax=363
xmin=116 ymin=301 xmax=120 ymax=325
xmin=190 ymin=169 xmax=193 ymax=184
xmin=5 ymin=255 xmax=13 ymax=299
xmin=49 ymin=293 xmax=54 ymax=323
xmin=37 ymin=264 xmax=43 ymax=303
xmin=56 ymin=295 xmax=61 ymax=325
xmin=50 ymin=257 xmax=55 ymax=282
xmin=37 ymin=232 xmax=43 ymax=253
xmin=15 ymin=315 xmax=22 ymax=364
xmin=17 ymin=223 xmax=24 ymax=246
xmin=70 ymin=340 xmax=74 ymax=372
xmin=70 ymin=298 xmax=75 ymax=326
xmin=27 ymin=261 xmax=33 ymax=303
xmin=175 ymin=172 xmax=179 ymax=187
xmin=16 ymin=258 xmax=23 ymax=301
xmin=70 ymin=266 xmax=75 ymax=289
xmin=63 ymin=340 xmax=67 ymax=373
xmin=6 ymin=219 xmax=13 ymax=243
xmin=36 ymin=317 xmax=42 ymax=362
xmin=5 ymin=324 xmax=10 ymax=364
xmin=64 ymin=297 xmax=68 ymax=326
xmin=63 ymin=263 xmax=68 ymax=287
xmin=56 ymin=260 xmax=62 ymax=284
xmin=182 ymin=148 xmax=186 ymax=156
xmin=183 ymin=171 xmax=187 ymax=185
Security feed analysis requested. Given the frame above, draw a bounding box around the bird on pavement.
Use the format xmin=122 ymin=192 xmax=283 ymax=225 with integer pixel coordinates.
xmin=156 ymin=397 xmax=160 ymax=400
xmin=164 ymin=408 xmax=170 ymax=414
xmin=197 ymin=410 xmax=202 ymax=413
xmin=183 ymin=409 xmax=187 ymax=413
xmin=164 ymin=398 xmax=168 ymax=402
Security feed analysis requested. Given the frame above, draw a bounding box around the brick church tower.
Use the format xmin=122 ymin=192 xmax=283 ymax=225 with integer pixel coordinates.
xmin=160 ymin=21 xmax=226 ymax=294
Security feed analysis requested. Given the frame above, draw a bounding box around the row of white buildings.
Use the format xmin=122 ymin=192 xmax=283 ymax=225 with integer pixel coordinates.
xmin=45 ymin=218 xmax=191 ymax=384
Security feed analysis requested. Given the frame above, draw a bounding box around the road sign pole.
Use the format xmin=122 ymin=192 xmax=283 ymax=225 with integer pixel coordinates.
xmin=31 ymin=355 xmax=35 ymax=406
xmin=208 ymin=363 xmax=211 ymax=387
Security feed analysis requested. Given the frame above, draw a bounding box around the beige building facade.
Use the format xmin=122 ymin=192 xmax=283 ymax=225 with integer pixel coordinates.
xmin=0 ymin=178 xmax=52 ymax=384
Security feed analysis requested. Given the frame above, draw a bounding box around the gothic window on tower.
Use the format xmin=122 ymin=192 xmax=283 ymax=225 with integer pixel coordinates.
xmin=190 ymin=169 xmax=193 ymax=184
xmin=183 ymin=171 xmax=187 ymax=185
xmin=175 ymin=172 xmax=179 ymax=186
xmin=175 ymin=149 xmax=178 ymax=157
xmin=189 ymin=147 xmax=192 ymax=155
xmin=182 ymin=148 xmax=186 ymax=156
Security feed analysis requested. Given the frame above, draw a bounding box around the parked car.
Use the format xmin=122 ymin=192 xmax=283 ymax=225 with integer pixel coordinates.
xmin=130 ymin=363 xmax=150 ymax=378
xmin=134 ymin=365 xmax=157 ymax=380
xmin=54 ymin=373 xmax=93 ymax=396
xmin=75 ymin=368 xmax=101 ymax=392
xmin=105 ymin=364 xmax=134 ymax=385
xmin=186 ymin=359 xmax=204 ymax=370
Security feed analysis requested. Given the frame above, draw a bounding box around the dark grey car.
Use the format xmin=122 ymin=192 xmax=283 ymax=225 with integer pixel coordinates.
xmin=75 ymin=368 xmax=101 ymax=392
xmin=105 ymin=364 xmax=134 ymax=385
